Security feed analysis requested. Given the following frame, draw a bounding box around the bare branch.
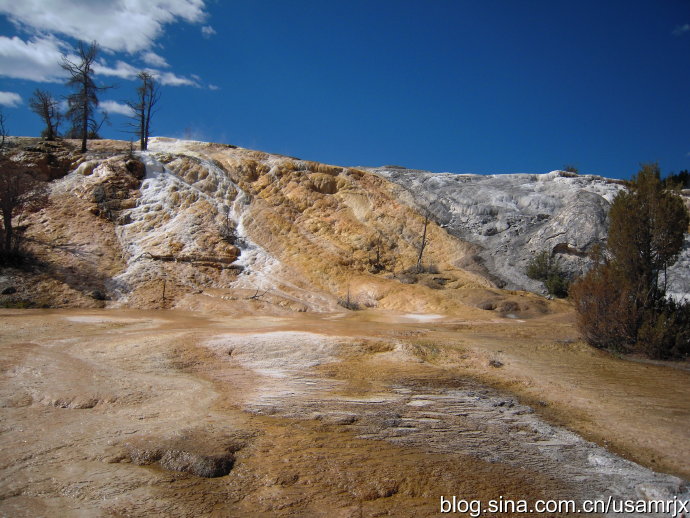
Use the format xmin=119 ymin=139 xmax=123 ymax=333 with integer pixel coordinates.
xmin=29 ymin=89 xmax=62 ymax=140
xmin=126 ymin=71 xmax=161 ymax=151
xmin=61 ymin=41 xmax=112 ymax=152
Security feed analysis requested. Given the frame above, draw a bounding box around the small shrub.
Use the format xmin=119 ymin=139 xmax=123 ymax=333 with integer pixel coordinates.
xmin=544 ymin=273 xmax=569 ymax=298
xmin=396 ymin=272 xmax=417 ymax=285
xmin=337 ymin=297 xmax=361 ymax=311
xmin=526 ymin=250 xmax=570 ymax=297
xmin=337 ymin=285 xmax=361 ymax=311
xmin=418 ymin=263 xmax=440 ymax=275
xmin=526 ymin=251 xmax=550 ymax=280
xmin=401 ymin=263 xmax=440 ymax=276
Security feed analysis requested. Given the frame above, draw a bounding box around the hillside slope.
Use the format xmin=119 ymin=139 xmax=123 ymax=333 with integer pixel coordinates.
xmin=2 ymin=137 xmax=687 ymax=313
xmin=3 ymin=138 xmax=528 ymax=316
xmin=374 ymin=166 xmax=690 ymax=297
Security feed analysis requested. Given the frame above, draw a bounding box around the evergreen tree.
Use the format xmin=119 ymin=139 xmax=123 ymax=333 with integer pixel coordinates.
xmin=607 ymin=164 xmax=688 ymax=309
xmin=571 ymin=163 xmax=690 ymax=358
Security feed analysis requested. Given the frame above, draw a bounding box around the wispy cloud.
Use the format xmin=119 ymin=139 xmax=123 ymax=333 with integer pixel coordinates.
xmin=201 ymin=25 xmax=216 ymax=38
xmin=99 ymin=100 xmax=135 ymax=117
xmin=93 ymin=59 xmax=200 ymax=87
xmin=673 ymin=24 xmax=690 ymax=36
xmin=0 ymin=1 xmax=209 ymax=87
xmin=208 ymin=84 xmax=220 ymax=91
xmin=141 ymin=51 xmax=169 ymax=68
xmin=93 ymin=60 xmax=140 ymax=80
xmin=0 ymin=1 xmax=208 ymax=54
xmin=0 ymin=91 xmax=22 ymax=107
xmin=0 ymin=35 xmax=67 ymax=82
xmin=155 ymin=71 xmax=199 ymax=87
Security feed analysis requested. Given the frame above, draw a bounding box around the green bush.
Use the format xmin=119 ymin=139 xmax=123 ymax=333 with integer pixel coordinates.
xmin=526 ymin=250 xmax=570 ymax=297
xmin=638 ymin=300 xmax=690 ymax=359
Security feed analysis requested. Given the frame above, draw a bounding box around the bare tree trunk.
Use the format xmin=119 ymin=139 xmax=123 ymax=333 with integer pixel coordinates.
xmin=2 ymin=208 xmax=12 ymax=253
xmin=416 ymin=212 xmax=429 ymax=273
xmin=127 ymin=72 xmax=159 ymax=151
xmin=140 ymin=115 xmax=145 ymax=151
xmin=81 ymin=82 xmax=88 ymax=153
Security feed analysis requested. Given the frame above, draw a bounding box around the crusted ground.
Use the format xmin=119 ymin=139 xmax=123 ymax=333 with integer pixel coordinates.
xmin=0 ymin=309 xmax=688 ymax=517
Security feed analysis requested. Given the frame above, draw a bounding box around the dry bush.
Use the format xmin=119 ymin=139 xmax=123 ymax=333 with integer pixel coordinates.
xmin=569 ymin=263 xmax=638 ymax=353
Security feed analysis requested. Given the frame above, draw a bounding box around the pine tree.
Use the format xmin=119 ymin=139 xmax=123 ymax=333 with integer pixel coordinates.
xmin=571 ymin=163 xmax=690 ymax=358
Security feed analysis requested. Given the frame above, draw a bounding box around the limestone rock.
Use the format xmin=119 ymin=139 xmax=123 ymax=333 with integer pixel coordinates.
xmin=373 ymin=166 xmax=690 ymax=297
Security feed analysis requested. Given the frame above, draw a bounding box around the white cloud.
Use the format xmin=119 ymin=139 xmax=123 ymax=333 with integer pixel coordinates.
xmin=673 ymin=24 xmax=690 ymax=36
xmin=141 ymin=50 xmax=169 ymax=68
xmin=0 ymin=0 xmax=208 ymax=54
xmin=99 ymin=99 xmax=135 ymax=117
xmin=208 ymin=84 xmax=220 ymax=91
xmin=154 ymin=70 xmax=199 ymax=87
xmin=201 ymin=25 xmax=216 ymax=38
xmin=93 ymin=59 xmax=140 ymax=80
xmin=0 ymin=35 xmax=67 ymax=82
xmin=0 ymin=2 xmax=207 ymax=87
xmin=0 ymin=91 xmax=22 ymax=107
xmin=92 ymin=59 xmax=198 ymax=86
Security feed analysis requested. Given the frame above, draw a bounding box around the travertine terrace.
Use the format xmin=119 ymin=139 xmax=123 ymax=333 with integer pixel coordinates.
xmin=1 ymin=137 xmax=688 ymax=516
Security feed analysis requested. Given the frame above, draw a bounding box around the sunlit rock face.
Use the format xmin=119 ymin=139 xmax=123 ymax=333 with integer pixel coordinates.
xmin=8 ymin=138 xmax=497 ymax=313
xmin=4 ymin=137 xmax=688 ymax=310
xmin=373 ymin=166 xmax=690 ymax=298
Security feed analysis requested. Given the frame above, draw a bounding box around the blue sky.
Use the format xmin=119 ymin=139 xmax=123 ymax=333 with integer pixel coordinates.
xmin=0 ymin=0 xmax=688 ymax=179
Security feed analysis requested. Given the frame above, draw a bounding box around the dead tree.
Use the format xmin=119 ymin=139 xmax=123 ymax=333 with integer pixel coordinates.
xmin=29 ymin=89 xmax=62 ymax=140
xmin=0 ymin=156 xmax=47 ymax=259
xmin=126 ymin=71 xmax=160 ymax=151
xmin=369 ymin=231 xmax=386 ymax=273
xmin=415 ymin=209 xmax=430 ymax=273
xmin=0 ymin=109 xmax=6 ymax=149
xmin=248 ymin=288 xmax=270 ymax=300
xmin=61 ymin=41 xmax=110 ymax=152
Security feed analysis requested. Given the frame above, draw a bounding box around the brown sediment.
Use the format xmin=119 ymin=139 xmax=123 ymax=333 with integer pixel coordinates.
xmin=0 ymin=308 xmax=687 ymax=517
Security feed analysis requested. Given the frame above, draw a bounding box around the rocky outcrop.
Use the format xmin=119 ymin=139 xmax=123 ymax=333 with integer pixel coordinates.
xmin=373 ymin=167 xmax=690 ymax=297
xmin=4 ymin=137 xmax=686 ymax=309
xmin=3 ymin=138 xmax=496 ymax=313
xmin=5 ymin=138 xmax=80 ymax=180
